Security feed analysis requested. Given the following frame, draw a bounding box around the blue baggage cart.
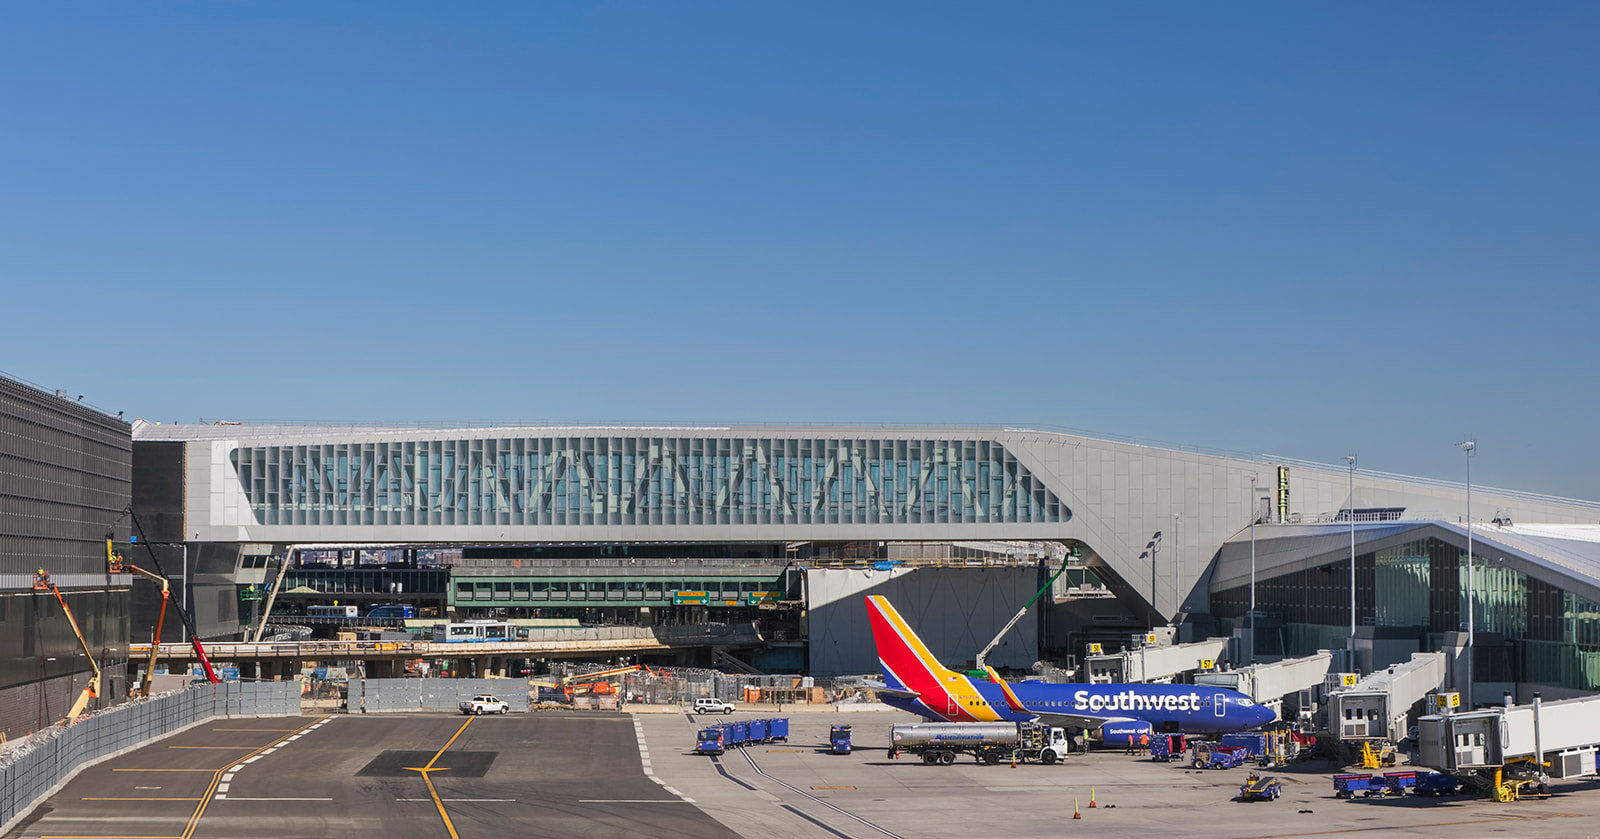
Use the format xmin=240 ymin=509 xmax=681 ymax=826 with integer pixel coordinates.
xmin=1415 ymin=772 xmax=1461 ymax=797
xmin=1333 ymin=773 xmax=1376 ymax=798
xmin=1382 ymin=771 xmax=1418 ymax=796
xmin=750 ymin=719 xmax=770 ymax=743
xmin=768 ymin=718 xmax=789 ymax=742
xmin=730 ymin=720 xmax=750 ymax=747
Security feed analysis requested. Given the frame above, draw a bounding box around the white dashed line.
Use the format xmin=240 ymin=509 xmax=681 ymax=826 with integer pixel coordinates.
xmin=630 ymin=720 xmax=693 ymax=802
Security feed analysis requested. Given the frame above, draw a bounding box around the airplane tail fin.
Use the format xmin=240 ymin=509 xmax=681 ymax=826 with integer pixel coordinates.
xmin=865 ymin=595 xmax=958 ymax=695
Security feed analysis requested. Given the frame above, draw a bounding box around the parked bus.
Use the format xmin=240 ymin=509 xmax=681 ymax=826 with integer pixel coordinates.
xmin=365 ymin=604 xmax=416 ymax=619
xmin=431 ymin=621 xmax=528 ymax=643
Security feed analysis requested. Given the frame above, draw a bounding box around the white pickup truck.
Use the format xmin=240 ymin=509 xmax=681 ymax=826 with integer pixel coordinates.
xmin=459 ymin=694 xmax=511 ymax=715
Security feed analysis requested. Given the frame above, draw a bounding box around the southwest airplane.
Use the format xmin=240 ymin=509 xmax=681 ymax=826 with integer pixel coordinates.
xmin=866 ymin=595 xmax=1275 ymax=743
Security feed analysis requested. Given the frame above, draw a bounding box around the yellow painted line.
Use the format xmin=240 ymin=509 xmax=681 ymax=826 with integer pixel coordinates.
xmin=766 ymin=749 xmax=802 ymax=753
xmin=403 ymin=716 xmax=474 ymax=839
xmin=180 ymin=716 xmax=331 ymax=839
xmin=811 ymin=786 xmax=856 ymax=790
xmin=83 ymin=797 xmax=203 ymax=801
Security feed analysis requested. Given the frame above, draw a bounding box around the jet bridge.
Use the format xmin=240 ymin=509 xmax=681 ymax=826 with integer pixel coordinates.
xmin=1195 ymin=650 xmax=1338 ymax=715
xmin=1084 ymin=637 xmax=1231 ymax=684
xmin=1327 ymin=652 xmax=1448 ymax=743
xmin=1420 ymin=693 xmax=1600 ymax=798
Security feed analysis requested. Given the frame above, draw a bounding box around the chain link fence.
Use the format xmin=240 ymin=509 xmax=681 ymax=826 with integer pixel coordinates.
xmin=356 ymin=679 xmax=529 ymax=713
xmin=0 ymin=681 xmax=300 ymax=834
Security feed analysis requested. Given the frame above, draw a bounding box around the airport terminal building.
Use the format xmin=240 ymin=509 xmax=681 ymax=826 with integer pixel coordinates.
xmin=0 ymin=375 xmax=132 ymax=738
xmin=126 ymin=422 xmax=1600 ymax=698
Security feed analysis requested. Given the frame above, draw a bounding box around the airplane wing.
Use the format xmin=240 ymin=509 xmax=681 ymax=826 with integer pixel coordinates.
xmin=983 ymin=665 xmax=1135 ymax=731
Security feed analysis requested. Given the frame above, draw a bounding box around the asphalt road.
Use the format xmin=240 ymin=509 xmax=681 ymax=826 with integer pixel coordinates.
xmin=5 ymin=712 xmax=742 ymax=839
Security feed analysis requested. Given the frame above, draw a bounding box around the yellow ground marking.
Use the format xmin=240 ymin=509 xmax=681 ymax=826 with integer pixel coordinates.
xmin=403 ymin=716 xmax=475 ymax=839
xmin=765 ymin=749 xmax=802 ymax=753
xmin=178 ymin=715 xmax=332 ymax=839
xmin=810 ymin=786 xmax=856 ymax=790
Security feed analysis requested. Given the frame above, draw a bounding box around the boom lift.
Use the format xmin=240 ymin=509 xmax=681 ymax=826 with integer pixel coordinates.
xmin=562 ymin=664 xmax=656 ymax=698
xmin=110 ymin=542 xmax=173 ymax=697
xmin=112 ymin=510 xmax=220 ymax=684
xmin=973 ymin=561 xmax=1071 ymax=673
xmin=32 ymin=570 xmax=103 ymax=722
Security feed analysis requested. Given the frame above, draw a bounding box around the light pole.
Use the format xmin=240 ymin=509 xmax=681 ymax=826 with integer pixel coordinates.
xmin=1249 ymin=474 xmax=1258 ymax=664
xmin=1172 ymin=513 xmax=1182 ymax=621
xmin=1458 ymin=438 xmax=1476 ymax=704
xmin=1344 ymin=453 xmax=1357 ymax=653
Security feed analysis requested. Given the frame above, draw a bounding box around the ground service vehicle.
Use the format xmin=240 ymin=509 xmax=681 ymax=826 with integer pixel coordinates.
xmin=888 ymin=722 xmax=1069 ymax=766
xmin=830 ymin=725 xmax=853 ymax=754
xmin=694 ymin=697 xmax=736 ymax=714
xmin=696 ymin=726 xmax=728 ymax=755
xmin=433 ymin=621 xmax=525 ymax=642
xmin=1239 ymin=773 xmax=1283 ymax=802
xmin=1191 ymin=741 xmax=1248 ymax=769
xmin=694 ymin=718 xmax=789 ymax=754
xmin=366 ymin=604 xmax=415 ymax=619
xmin=459 ymin=694 xmax=511 ymax=715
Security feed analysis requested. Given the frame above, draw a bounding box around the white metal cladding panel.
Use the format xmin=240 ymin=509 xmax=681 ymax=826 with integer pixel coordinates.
xmin=805 ymin=566 xmax=1037 ymax=677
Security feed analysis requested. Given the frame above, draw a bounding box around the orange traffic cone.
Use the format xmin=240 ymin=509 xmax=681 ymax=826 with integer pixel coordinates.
xmin=1089 ymin=787 xmax=1097 ymax=807
xmin=1011 ymin=752 xmax=1017 ymax=768
xmin=1073 ymin=799 xmax=1081 ymax=819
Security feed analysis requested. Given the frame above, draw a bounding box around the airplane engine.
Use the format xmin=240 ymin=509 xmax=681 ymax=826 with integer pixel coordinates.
xmin=1099 ymin=720 xmax=1153 ymax=749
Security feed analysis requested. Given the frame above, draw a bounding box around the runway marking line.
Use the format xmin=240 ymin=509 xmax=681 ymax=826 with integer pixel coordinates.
xmin=403 ymin=716 xmax=475 ymax=839
xmin=811 ymin=786 xmax=856 ymax=790
xmin=172 ymin=716 xmax=330 ymax=839
xmin=209 ymin=728 xmax=302 ymax=732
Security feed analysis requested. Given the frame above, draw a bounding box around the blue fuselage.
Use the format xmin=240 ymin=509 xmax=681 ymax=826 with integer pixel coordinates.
xmin=883 ymin=679 xmax=1276 ymax=735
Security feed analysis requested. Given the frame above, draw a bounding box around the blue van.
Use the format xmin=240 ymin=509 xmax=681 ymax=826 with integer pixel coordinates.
xmin=365 ymin=605 xmax=416 ymax=619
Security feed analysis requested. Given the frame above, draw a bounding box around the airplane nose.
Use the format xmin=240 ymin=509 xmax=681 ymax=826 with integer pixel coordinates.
xmin=1255 ymin=705 xmax=1278 ymax=727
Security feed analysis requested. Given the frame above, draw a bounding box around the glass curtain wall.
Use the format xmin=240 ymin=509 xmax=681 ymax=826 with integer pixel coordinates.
xmin=231 ymin=436 xmax=1069 ymax=528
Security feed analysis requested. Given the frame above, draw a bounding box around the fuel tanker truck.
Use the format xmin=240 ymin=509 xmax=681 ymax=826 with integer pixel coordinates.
xmin=888 ymin=722 xmax=1070 ymax=765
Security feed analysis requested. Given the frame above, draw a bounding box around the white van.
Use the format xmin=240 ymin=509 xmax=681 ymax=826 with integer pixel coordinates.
xmin=694 ymin=698 xmax=736 ymax=714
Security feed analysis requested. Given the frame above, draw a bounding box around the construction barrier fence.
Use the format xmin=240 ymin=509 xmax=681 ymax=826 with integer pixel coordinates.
xmin=0 ymin=680 xmax=300 ymax=834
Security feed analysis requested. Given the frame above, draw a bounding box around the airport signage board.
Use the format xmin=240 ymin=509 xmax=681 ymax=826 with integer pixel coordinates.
xmin=746 ymin=591 xmax=782 ymax=605
xmin=673 ymin=591 xmax=709 ymax=605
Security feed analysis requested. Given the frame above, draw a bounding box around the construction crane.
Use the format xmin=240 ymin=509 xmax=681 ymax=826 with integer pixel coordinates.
xmin=33 ymin=570 xmax=103 ymax=723
xmin=111 ymin=511 xmax=220 ymax=684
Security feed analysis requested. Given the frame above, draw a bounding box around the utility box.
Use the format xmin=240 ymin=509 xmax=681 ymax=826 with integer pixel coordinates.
xmin=1551 ymin=748 xmax=1597 ymax=779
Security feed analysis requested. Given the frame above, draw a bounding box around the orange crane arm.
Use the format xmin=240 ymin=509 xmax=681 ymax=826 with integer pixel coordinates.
xmin=36 ymin=572 xmax=102 ymax=722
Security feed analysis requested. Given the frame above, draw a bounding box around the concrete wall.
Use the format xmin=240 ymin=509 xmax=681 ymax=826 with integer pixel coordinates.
xmin=805 ymin=566 xmax=1039 ymax=677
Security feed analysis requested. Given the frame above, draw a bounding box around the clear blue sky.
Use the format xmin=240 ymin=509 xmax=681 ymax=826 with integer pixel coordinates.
xmin=3 ymin=4 xmax=1596 ymax=500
